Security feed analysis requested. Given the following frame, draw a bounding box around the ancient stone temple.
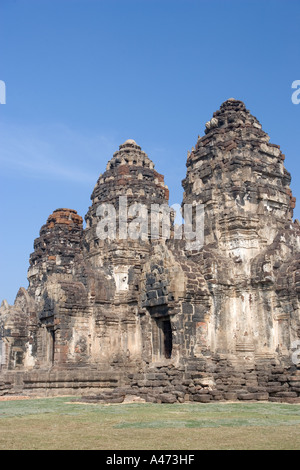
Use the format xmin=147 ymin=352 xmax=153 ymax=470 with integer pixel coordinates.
xmin=1 ymin=99 xmax=300 ymax=403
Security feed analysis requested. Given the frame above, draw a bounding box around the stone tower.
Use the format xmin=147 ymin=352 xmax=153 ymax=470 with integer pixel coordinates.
xmin=0 ymin=100 xmax=299 ymax=402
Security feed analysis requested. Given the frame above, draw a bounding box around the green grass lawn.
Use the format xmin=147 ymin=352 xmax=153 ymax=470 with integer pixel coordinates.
xmin=0 ymin=397 xmax=300 ymax=450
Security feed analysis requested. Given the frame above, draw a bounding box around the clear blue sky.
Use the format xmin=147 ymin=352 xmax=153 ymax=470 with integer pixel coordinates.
xmin=0 ymin=0 xmax=300 ymax=304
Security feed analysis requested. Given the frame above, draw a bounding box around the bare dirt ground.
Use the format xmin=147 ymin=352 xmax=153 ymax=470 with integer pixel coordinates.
xmin=0 ymin=396 xmax=30 ymax=401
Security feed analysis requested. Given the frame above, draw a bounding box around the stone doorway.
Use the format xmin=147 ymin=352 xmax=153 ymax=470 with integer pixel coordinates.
xmin=152 ymin=313 xmax=173 ymax=361
xmin=47 ymin=328 xmax=55 ymax=364
xmin=161 ymin=317 xmax=172 ymax=359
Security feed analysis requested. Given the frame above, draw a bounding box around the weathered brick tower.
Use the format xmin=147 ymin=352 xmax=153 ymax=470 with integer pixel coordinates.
xmin=1 ymin=99 xmax=300 ymax=402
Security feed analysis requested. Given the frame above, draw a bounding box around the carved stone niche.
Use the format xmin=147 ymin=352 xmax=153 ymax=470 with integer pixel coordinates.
xmin=113 ymin=266 xmax=129 ymax=292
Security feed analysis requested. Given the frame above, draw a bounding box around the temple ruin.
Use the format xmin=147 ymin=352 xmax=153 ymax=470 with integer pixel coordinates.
xmin=1 ymin=98 xmax=300 ymax=403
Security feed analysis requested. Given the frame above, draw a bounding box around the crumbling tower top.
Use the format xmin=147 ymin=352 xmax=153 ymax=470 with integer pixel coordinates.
xmin=182 ymin=99 xmax=295 ymax=245
xmin=83 ymin=139 xmax=170 ymax=262
xmin=203 ymin=98 xmax=264 ymax=135
xmin=86 ymin=139 xmax=169 ymax=210
xmin=27 ymin=208 xmax=83 ymax=295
